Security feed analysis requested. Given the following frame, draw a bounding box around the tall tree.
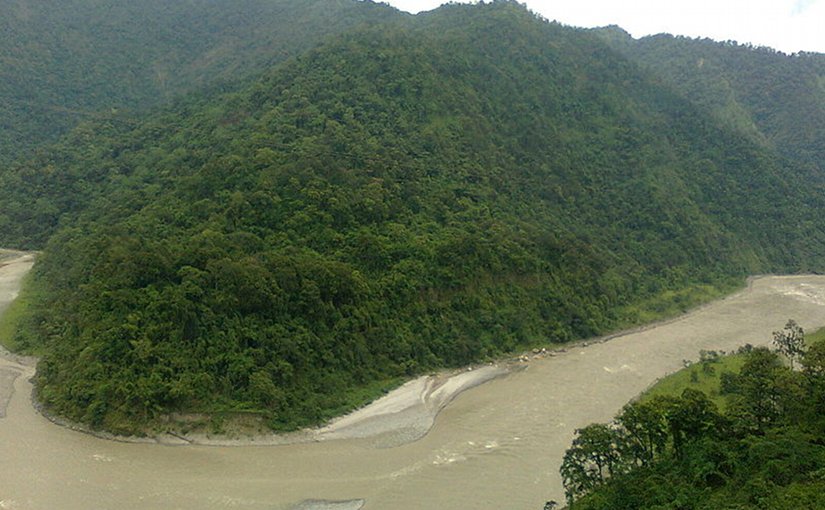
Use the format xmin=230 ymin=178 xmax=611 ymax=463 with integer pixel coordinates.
xmin=773 ymin=319 xmax=806 ymax=369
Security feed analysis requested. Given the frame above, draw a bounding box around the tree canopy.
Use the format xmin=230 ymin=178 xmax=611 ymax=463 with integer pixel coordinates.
xmin=0 ymin=0 xmax=401 ymax=165
xmin=561 ymin=339 xmax=825 ymax=510
xmin=596 ymin=28 xmax=825 ymax=184
xmin=3 ymin=1 xmax=825 ymax=433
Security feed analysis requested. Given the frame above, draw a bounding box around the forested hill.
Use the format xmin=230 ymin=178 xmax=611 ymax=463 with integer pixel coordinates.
xmin=0 ymin=0 xmax=401 ymax=163
xmin=594 ymin=27 xmax=825 ymax=180
xmin=8 ymin=2 xmax=825 ymax=432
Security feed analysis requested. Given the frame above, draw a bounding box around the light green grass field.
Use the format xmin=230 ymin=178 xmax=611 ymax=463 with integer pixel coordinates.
xmin=640 ymin=325 xmax=825 ymax=410
xmin=641 ymin=351 xmax=746 ymax=411
xmin=807 ymin=325 xmax=825 ymax=346
xmin=0 ymin=270 xmax=44 ymax=355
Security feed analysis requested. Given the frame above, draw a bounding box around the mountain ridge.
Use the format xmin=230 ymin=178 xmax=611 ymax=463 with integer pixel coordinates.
xmin=5 ymin=1 xmax=825 ymax=433
xmin=592 ymin=27 xmax=825 ymax=182
xmin=0 ymin=0 xmax=403 ymax=163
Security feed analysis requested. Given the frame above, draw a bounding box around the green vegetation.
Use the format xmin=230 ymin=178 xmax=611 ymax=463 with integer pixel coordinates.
xmin=0 ymin=269 xmax=47 ymax=355
xmin=6 ymin=1 xmax=825 ymax=434
xmin=807 ymin=326 xmax=825 ymax=346
xmin=614 ymin=278 xmax=742 ymax=328
xmin=773 ymin=319 xmax=807 ymax=369
xmin=0 ymin=0 xmax=401 ymax=166
xmin=2 ymin=1 xmax=825 ymax=434
xmin=596 ymin=28 xmax=825 ymax=189
xmin=642 ymin=349 xmax=747 ymax=411
xmin=560 ymin=324 xmax=825 ymax=509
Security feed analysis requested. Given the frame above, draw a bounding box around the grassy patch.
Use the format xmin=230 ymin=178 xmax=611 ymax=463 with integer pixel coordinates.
xmin=0 ymin=270 xmax=45 ymax=355
xmin=320 ymin=376 xmax=405 ymax=421
xmin=615 ymin=277 xmax=744 ymax=331
xmin=637 ymin=321 xmax=824 ymax=408
xmin=807 ymin=326 xmax=825 ymax=346
xmin=156 ymin=375 xmax=407 ymax=436
xmin=641 ymin=350 xmax=747 ymax=411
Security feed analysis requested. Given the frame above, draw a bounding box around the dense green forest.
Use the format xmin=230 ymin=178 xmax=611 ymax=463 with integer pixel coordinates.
xmin=595 ymin=27 xmax=825 ymax=181
xmin=560 ymin=326 xmax=825 ymax=509
xmin=0 ymin=0 xmax=400 ymax=164
xmin=2 ymin=1 xmax=825 ymax=434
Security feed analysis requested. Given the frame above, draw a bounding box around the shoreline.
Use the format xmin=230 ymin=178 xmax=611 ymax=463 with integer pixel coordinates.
xmin=2 ymin=250 xmax=519 ymax=447
xmin=29 ymin=363 xmax=514 ymax=447
xmin=4 ymin=269 xmax=825 ymax=509
xmin=0 ymin=252 xmax=770 ymax=448
xmin=28 ymin=279 xmax=739 ymax=447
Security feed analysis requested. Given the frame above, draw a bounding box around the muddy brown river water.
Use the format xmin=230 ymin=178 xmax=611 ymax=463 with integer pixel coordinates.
xmin=2 ymin=251 xmax=825 ymax=510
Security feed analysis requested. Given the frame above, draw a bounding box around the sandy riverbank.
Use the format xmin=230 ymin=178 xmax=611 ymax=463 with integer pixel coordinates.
xmin=0 ymin=253 xmax=36 ymax=422
xmin=0 ymin=366 xmax=21 ymax=418
xmin=0 ymin=250 xmax=514 ymax=448
xmin=140 ymin=364 xmax=513 ymax=447
xmin=4 ymin=250 xmax=825 ymax=509
xmin=0 ymin=248 xmax=749 ymax=449
xmin=288 ymin=499 xmax=365 ymax=510
xmin=0 ymin=250 xmax=35 ymax=312
xmin=0 ymin=248 xmax=799 ymax=452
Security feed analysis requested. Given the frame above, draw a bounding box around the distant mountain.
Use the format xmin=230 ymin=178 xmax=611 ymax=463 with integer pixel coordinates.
xmin=0 ymin=0 xmax=401 ymax=163
xmin=11 ymin=2 xmax=825 ymax=433
xmin=594 ymin=28 xmax=825 ymax=180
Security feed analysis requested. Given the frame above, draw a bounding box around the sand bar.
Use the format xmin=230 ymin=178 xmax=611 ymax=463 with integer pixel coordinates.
xmin=3 ymin=252 xmax=825 ymax=509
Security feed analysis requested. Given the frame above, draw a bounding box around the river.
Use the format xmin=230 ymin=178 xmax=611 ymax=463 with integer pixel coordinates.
xmin=2 ymin=252 xmax=825 ymax=510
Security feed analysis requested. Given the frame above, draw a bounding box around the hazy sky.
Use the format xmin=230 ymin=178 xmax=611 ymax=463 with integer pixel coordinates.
xmin=384 ymin=0 xmax=825 ymax=54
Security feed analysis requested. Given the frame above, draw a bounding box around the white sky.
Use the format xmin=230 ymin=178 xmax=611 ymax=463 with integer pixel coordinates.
xmin=384 ymin=0 xmax=825 ymax=54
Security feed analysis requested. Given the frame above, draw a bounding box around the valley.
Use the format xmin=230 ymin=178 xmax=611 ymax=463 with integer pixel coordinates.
xmin=2 ymin=2 xmax=825 ymax=507
xmin=3 ymin=255 xmax=825 ymax=509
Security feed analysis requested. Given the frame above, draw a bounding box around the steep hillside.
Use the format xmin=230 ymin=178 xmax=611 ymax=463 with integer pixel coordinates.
xmin=10 ymin=2 xmax=825 ymax=432
xmin=562 ymin=345 xmax=825 ymax=510
xmin=595 ymin=27 xmax=825 ymax=180
xmin=0 ymin=0 xmax=401 ymax=164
